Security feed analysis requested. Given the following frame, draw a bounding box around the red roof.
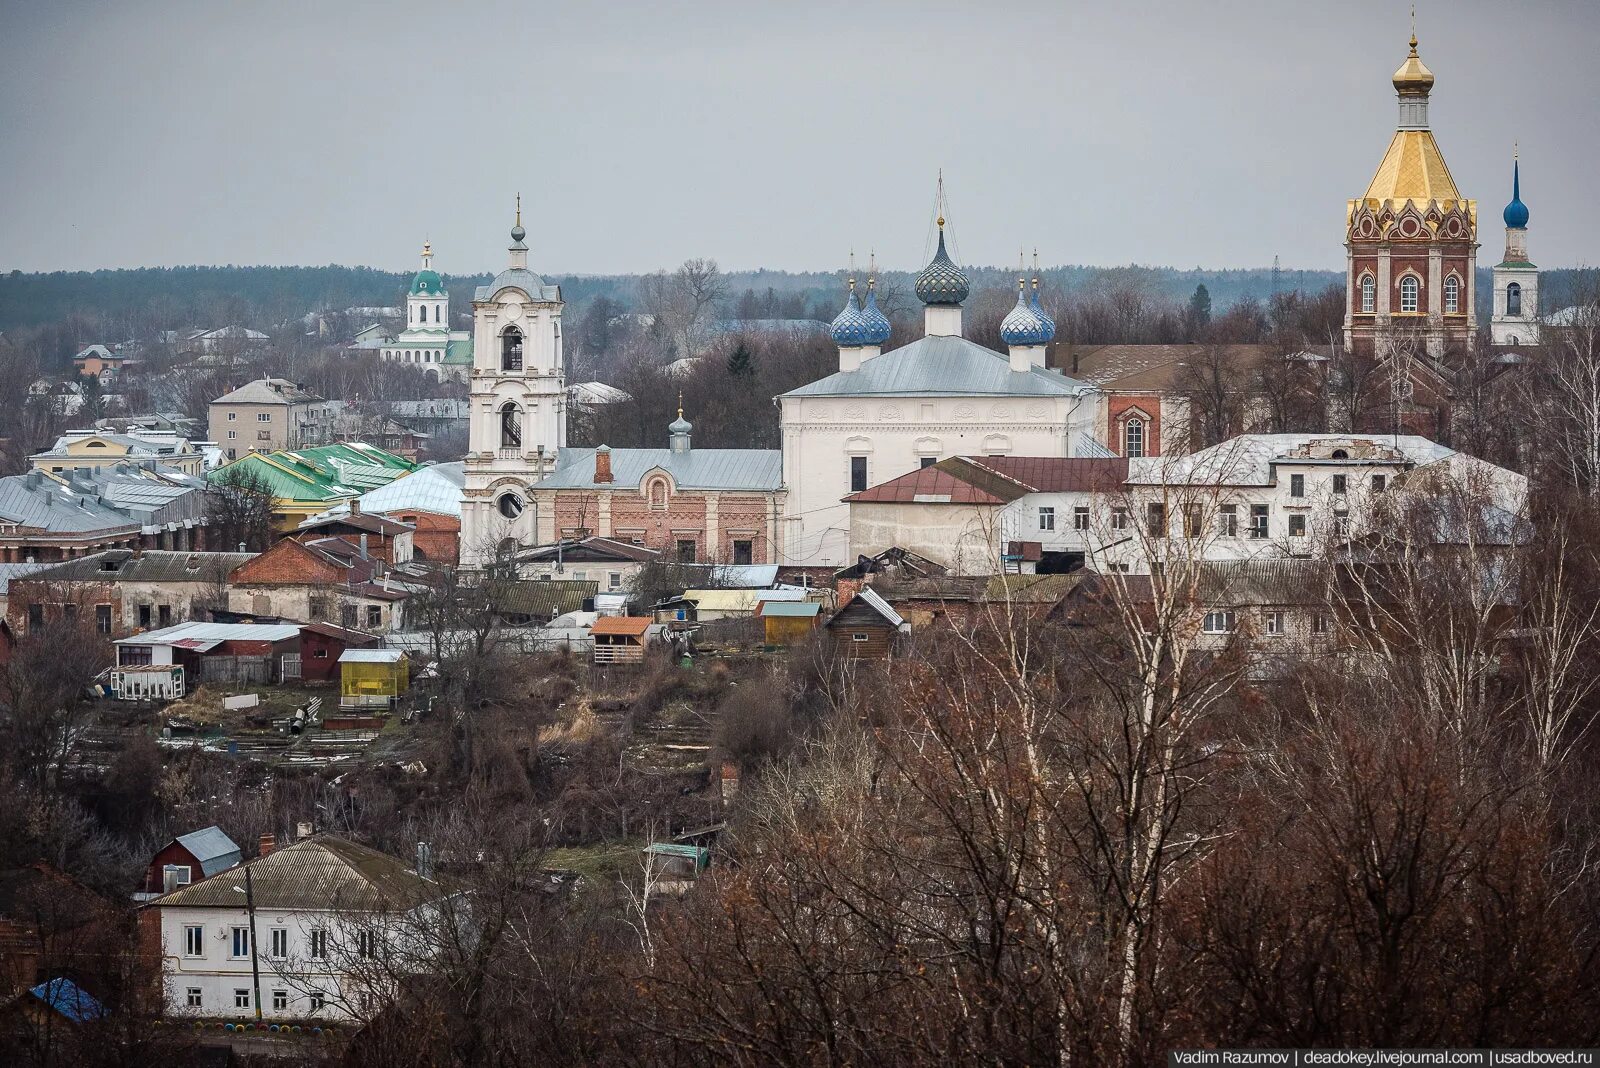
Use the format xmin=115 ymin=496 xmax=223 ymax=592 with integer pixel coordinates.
xmin=591 ymin=616 xmax=652 ymax=637
xmin=844 ymin=455 xmax=1130 ymax=505
xmin=964 ymin=456 xmax=1129 ymax=493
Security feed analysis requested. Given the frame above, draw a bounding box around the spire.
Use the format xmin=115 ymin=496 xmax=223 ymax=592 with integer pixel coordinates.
xmin=1504 ymin=146 xmax=1530 ymax=230
xmin=421 ymin=240 xmax=433 ymax=269
xmin=510 ymin=194 xmax=527 ymax=249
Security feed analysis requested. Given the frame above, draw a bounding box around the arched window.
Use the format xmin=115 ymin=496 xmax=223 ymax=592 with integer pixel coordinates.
xmin=499 ymin=402 xmax=522 ymax=448
xmin=433 ymin=304 xmax=441 ymax=323
xmin=1444 ymin=275 xmax=1460 ymax=314
xmin=1507 ymin=281 xmax=1522 ymax=317
xmin=648 ymin=478 xmax=668 ymax=510
xmin=501 ymin=326 xmax=524 ymax=371
xmin=1124 ymin=417 xmax=1146 ymax=458
xmin=1400 ymin=275 xmax=1419 ymax=313
xmin=1360 ymin=274 xmax=1375 ymax=313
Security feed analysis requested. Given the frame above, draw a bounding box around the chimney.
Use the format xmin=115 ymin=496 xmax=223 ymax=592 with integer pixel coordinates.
xmin=594 ymin=444 xmax=613 ymax=484
xmin=359 ymin=533 xmax=369 ymax=559
xmin=258 ymin=833 xmax=276 ymax=857
xmin=416 ymin=842 xmax=434 ymax=880
xmin=349 ymin=498 xmax=361 ymax=516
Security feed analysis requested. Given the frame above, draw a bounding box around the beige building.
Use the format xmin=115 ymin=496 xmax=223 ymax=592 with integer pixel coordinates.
xmin=30 ymin=431 xmax=207 ymax=477
xmin=208 ymin=379 xmax=330 ymax=459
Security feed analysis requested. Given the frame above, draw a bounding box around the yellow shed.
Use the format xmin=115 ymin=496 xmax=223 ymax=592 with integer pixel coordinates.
xmin=757 ymin=600 xmax=824 ymax=646
xmin=337 ymin=648 xmax=409 ymax=709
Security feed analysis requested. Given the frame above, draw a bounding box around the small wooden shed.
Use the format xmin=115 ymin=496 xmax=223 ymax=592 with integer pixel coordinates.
xmin=338 ymin=648 xmax=409 ymax=709
xmin=591 ymin=616 xmax=654 ymax=664
xmin=824 ymin=586 xmax=908 ymax=660
xmin=758 ymin=599 xmax=823 ymax=645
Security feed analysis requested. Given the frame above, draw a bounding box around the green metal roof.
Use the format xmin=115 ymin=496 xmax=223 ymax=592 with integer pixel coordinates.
xmin=410 ymin=269 xmax=444 ymax=295
xmin=208 ymin=443 xmax=418 ymax=503
xmin=443 ymin=339 xmax=474 ymax=364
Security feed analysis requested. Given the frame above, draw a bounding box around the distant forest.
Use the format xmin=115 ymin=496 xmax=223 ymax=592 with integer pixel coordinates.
xmin=0 ymin=262 xmax=1359 ymax=335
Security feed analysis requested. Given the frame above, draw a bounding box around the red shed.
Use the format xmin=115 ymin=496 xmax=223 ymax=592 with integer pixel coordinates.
xmin=298 ymin=622 xmax=382 ymax=683
xmin=138 ymin=826 xmax=241 ymax=897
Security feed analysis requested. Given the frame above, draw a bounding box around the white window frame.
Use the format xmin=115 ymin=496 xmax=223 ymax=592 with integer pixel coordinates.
xmin=1202 ymin=610 xmax=1236 ymax=634
xmin=183 ymin=925 xmax=204 ymax=958
xmin=1111 ymin=507 xmax=1129 ymax=531
xmin=1444 ymin=275 xmax=1460 ymax=313
xmin=186 ymin=987 xmax=202 ymax=1008
xmin=1288 ymin=514 xmax=1307 ymax=538
xmin=235 ymin=988 xmax=251 ymax=1009
xmin=1360 ymin=274 xmax=1375 ymax=313
xmin=273 ymin=989 xmax=289 ymax=1011
xmin=270 ymin=927 xmax=288 ymax=960
xmin=309 ymin=928 xmax=327 ymax=961
xmin=231 ymin=926 xmax=250 ymax=959
xmin=1124 ymin=417 xmax=1146 ymax=458
xmin=1072 ymin=506 xmax=1090 ymax=532
xmin=1289 ymin=474 xmax=1304 ymax=498
xmin=227 ymin=412 xmax=237 ymax=421
xmin=1399 ymin=275 xmax=1420 ymax=313
xmin=1038 ymin=506 xmax=1056 ymax=532
xmin=1219 ymin=505 xmax=1238 ymax=538
xmin=1249 ymin=504 xmax=1269 ymax=540
xmin=1265 ymin=611 xmax=1284 ymax=636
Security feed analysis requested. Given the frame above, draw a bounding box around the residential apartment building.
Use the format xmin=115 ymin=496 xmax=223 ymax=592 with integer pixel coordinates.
xmin=208 ymin=379 xmax=330 ymax=458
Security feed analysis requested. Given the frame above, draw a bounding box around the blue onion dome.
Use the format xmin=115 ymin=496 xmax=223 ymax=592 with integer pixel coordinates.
xmin=669 ymin=413 xmax=692 ymax=434
xmin=830 ymin=284 xmax=875 ymax=346
xmin=859 ymin=284 xmax=892 ymax=345
xmin=914 ymin=227 xmax=970 ymax=306
xmin=410 ymin=269 xmax=444 ymax=295
xmin=1028 ymin=280 xmax=1057 ymax=342
xmin=1503 ymin=157 xmax=1529 ymax=229
xmin=1000 ymin=282 xmax=1053 ymax=346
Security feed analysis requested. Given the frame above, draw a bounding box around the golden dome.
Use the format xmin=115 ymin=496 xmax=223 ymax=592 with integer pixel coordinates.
xmin=1393 ymin=34 xmax=1435 ymax=95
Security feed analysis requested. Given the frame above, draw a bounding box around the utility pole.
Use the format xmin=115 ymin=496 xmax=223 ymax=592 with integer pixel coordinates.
xmin=235 ymin=869 xmax=264 ymax=1020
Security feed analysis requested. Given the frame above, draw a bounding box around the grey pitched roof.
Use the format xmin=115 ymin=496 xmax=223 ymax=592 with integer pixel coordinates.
xmin=0 ymin=471 xmax=143 ymax=533
xmin=174 ymin=826 xmax=242 ymax=877
xmin=150 ymin=836 xmax=448 ymax=912
xmin=474 ymin=268 xmax=560 ymax=303
xmin=537 ymin=447 xmax=782 ymax=492
xmin=211 ymin=378 xmax=323 ymax=406
xmin=781 ymin=334 xmax=1090 ymax=399
xmin=23 ymin=550 xmax=254 ymax=584
xmin=0 ymin=562 xmax=52 ymax=594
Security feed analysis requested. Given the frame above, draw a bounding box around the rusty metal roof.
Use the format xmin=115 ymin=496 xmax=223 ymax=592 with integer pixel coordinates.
xmin=148 ymin=835 xmax=448 ymax=912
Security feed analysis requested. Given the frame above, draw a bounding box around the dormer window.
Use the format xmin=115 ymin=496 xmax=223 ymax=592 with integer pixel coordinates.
xmin=1124 ymin=416 xmax=1146 ymax=459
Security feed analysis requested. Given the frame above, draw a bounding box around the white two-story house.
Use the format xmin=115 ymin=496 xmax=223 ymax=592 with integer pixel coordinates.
xmin=148 ymin=835 xmax=457 ymax=1023
xmin=845 ymin=435 xmax=1527 ymax=578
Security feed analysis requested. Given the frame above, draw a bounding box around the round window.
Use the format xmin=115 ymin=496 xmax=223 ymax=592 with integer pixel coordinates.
xmin=497 ymin=492 xmax=524 ymax=519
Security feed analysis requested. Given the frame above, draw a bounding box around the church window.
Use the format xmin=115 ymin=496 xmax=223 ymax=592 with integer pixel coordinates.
xmin=1444 ymin=275 xmax=1460 ymax=314
xmin=1360 ymin=275 xmax=1375 ymax=313
xmin=501 ymin=326 xmax=524 ymax=371
xmin=499 ymin=402 xmax=522 ymax=448
xmin=1400 ymin=275 xmax=1419 ymax=313
xmin=648 ymin=478 xmax=668 ymax=509
xmin=1124 ymin=417 xmax=1146 ymax=458
xmin=433 ymin=305 xmax=441 ymax=323
xmin=1507 ymin=282 xmax=1522 ymax=317
xmin=496 ymin=493 xmax=523 ymax=519
xmin=849 ymin=456 xmax=868 ymax=493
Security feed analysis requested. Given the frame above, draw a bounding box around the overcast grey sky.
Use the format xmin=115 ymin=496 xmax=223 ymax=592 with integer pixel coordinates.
xmin=3 ymin=0 xmax=1596 ymax=276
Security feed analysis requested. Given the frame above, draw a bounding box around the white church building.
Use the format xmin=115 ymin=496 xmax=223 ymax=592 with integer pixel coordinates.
xmin=776 ymin=226 xmax=1108 ymax=568
xmin=377 ymin=242 xmax=475 ymax=382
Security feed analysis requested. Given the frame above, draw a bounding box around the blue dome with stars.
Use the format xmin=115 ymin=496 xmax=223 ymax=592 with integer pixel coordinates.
xmin=999 ymin=283 xmax=1054 ymax=346
xmin=914 ymin=230 xmax=970 ymax=306
xmin=830 ymin=287 xmax=876 ymax=346
xmin=858 ymin=286 xmax=892 ymax=345
xmin=1503 ymin=158 xmax=1529 ymax=229
xmin=1028 ymin=284 xmax=1056 ymax=342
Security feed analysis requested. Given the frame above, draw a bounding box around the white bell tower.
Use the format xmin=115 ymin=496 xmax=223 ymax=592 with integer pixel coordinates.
xmin=461 ymin=196 xmax=568 ymax=567
xmin=1491 ymin=152 xmax=1539 ymax=347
